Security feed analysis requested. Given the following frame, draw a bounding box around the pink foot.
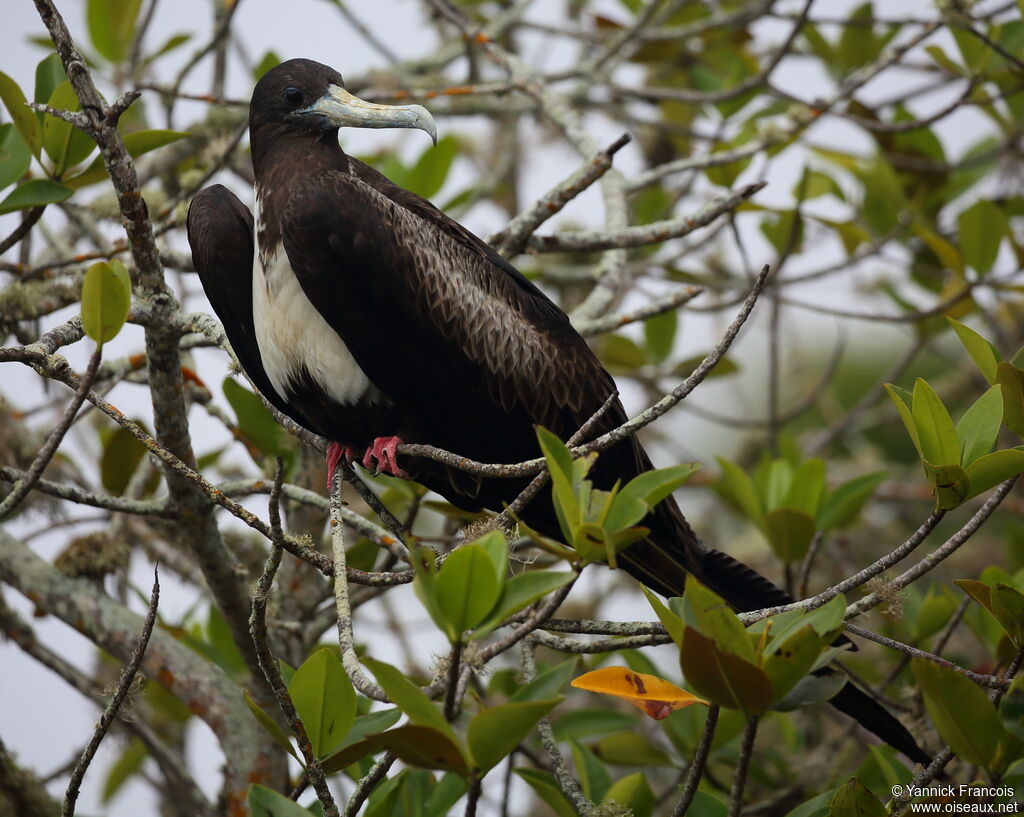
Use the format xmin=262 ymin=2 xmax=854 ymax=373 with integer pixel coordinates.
xmin=362 ymin=436 xmax=408 ymax=478
xmin=325 ymin=442 xmax=357 ymax=491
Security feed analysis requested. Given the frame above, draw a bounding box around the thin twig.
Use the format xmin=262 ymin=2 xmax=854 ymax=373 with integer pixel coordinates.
xmin=343 ymin=752 xmax=397 ymax=817
xmin=727 ymin=717 xmax=759 ymax=817
xmin=62 ymin=567 xmax=160 ymax=817
xmin=672 ymin=705 xmax=720 ymax=817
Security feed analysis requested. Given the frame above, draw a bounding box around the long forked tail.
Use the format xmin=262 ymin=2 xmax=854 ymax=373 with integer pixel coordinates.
xmin=618 ymin=523 xmax=931 ymax=766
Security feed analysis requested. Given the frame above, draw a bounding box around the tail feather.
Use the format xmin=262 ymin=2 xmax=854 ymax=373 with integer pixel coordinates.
xmin=618 ymin=502 xmax=928 ymax=764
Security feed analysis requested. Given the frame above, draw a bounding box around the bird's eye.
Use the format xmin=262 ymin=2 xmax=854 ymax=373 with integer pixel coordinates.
xmin=283 ymin=87 xmax=303 ymax=107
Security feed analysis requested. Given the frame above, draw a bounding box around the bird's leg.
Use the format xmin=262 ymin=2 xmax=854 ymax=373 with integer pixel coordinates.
xmin=325 ymin=441 xmax=357 ymax=491
xmin=362 ymin=436 xmax=408 ymax=478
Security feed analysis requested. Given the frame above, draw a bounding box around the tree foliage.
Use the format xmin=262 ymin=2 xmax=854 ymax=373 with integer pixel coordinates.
xmin=1 ymin=1 xmax=1024 ymax=816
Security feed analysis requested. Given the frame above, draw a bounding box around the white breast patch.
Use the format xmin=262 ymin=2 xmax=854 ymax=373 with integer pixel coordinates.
xmin=251 ymin=198 xmax=376 ymax=407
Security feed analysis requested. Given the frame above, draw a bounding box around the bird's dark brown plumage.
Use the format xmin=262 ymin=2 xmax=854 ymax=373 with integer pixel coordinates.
xmin=187 ymin=58 xmax=929 ymax=764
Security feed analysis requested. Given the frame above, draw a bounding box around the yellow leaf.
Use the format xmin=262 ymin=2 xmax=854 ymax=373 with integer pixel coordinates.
xmin=570 ymin=667 xmax=707 ymax=720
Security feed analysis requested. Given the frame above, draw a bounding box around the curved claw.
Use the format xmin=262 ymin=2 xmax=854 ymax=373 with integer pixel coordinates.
xmin=325 ymin=442 xmax=357 ymax=491
xmin=362 ymin=436 xmax=409 ymax=479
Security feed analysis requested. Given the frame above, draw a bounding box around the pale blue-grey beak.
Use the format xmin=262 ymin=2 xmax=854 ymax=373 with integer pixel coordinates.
xmin=306 ymin=84 xmax=437 ymax=145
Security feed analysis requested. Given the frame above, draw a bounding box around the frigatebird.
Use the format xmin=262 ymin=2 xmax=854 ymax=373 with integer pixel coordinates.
xmin=187 ymin=59 xmax=928 ymax=763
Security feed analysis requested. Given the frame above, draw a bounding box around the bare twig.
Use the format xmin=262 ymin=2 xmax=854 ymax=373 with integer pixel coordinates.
xmin=672 ymin=705 xmax=720 ymax=817
xmin=63 ymin=567 xmax=160 ymax=817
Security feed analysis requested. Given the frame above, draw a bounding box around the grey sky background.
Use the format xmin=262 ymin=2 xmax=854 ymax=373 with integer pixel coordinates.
xmin=0 ymin=1 xmax=991 ymax=813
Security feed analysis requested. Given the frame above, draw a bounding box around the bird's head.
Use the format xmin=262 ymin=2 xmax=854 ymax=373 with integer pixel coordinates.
xmin=250 ymin=58 xmax=437 ymax=145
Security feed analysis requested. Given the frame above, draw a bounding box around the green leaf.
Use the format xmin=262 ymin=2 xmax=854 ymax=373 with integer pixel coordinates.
xmin=797 ymin=168 xmax=845 ymax=201
xmin=536 ymin=426 xmax=579 ymax=540
xmin=222 ymin=377 xmax=286 ymax=459
xmin=81 ymin=260 xmax=131 ymax=346
xmin=244 ymin=690 xmax=300 ymax=762
xmin=514 ymin=768 xmax=577 ymax=817
xmin=87 ymin=0 xmax=144 ymax=64
xmin=101 ymin=737 xmax=147 ymax=803
xmin=426 ymin=773 xmax=468 ymax=817
xmin=715 ymin=456 xmax=765 ymax=529
xmin=762 ymin=615 xmax=842 ymax=702
xmin=366 ymin=724 xmax=470 ymax=776
xmin=0 ymin=70 xmax=42 ymax=157
xmin=467 ymin=698 xmax=561 ymax=773
xmin=551 ymin=708 xmax=638 ymax=741
xmin=0 ymin=124 xmax=31 ymax=190
xmin=996 ymin=362 xmax=1024 ymax=438
xmin=65 ymin=129 xmax=189 ymax=189
xmin=912 ymin=658 xmax=1003 ymax=769
xmin=765 ymin=508 xmax=816 ymax=563
xmin=990 ymin=584 xmax=1024 ymax=648
xmin=922 ymin=461 xmax=970 ymax=510
xmin=362 ymin=658 xmax=457 ymax=743
xmin=570 ymin=741 xmax=611 ymax=802
xmin=786 ymin=789 xmax=839 ymax=817
xmin=602 ymin=772 xmax=656 ymax=817
xmin=472 ymin=570 xmax=574 ymax=639
xmin=0 ymin=178 xmax=72 ymax=214
xmin=406 ymin=135 xmax=458 ymax=199
xmin=643 ymin=586 xmax=684 ymax=648
xmin=956 ymin=385 xmax=1003 ymax=467
xmin=828 ymin=778 xmax=886 ymax=817
xmin=605 ymin=463 xmax=699 ymax=531
xmin=818 ymin=471 xmax=887 ymax=532
xmin=680 ymin=626 xmax=773 ymax=717
xmin=912 ymin=378 xmax=961 ymax=466
xmin=247 ymin=783 xmax=315 ymax=817
xmin=644 ymin=309 xmax=677 ymax=365
xmin=41 ymin=81 xmax=95 ymax=178
xmin=288 ymin=648 xmax=356 ymax=759
xmin=591 ymin=732 xmax=672 ymax=766
xmin=435 ymin=543 xmax=502 ymax=640
xmin=100 ymin=424 xmax=148 ymax=495
xmin=959 ymin=199 xmax=1006 ymax=276
xmin=33 ymin=55 xmax=65 ymax=124
xmin=511 ymin=658 xmax=579 ymax=703
xmin=783 ymin=458 xmax=826 ymax=517
xmin=965 ymin=449 xmax=1024 ymax=499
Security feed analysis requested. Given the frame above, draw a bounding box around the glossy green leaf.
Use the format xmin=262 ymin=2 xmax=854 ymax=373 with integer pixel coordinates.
xmin=913 ymin=658 xmax=1003 ymax=769
xmin=318 ymin=738 xmax=381 ymax=775
xmin=0 ymin=178 xmax=72 ymax=214
xmin=435 ymin=543 xmax=502 ymax=640
xmin=42 ymin=81 xmax=95 ymax=178
xmin=244 ymin=690 xmax=300 ymax=762
xmin=248 ymin=783 xmax=315 ymax=817
xmin=550 ymin=708 xmax=638 ymax=742
xmin=425 ymin=773 xmax=468 ymax=817
xmin=406 ymin=135 xmax=458 ymax=199
xmin=362 ymin=658 xmax=457 ymax=743
xmin=957 ymin=385 xmax=1003 ymax=467
xmin=475 ymin=529 xmax=508 ymax=583
xmin=912 ymin=378 xmax=960 ymax=467
xmin=81 ymin=259 xmax=131 ymax=346
xmin=965 ymin=449 xmax=1024 ymax=499
xmin=591 ymin=732 xmax=672 ymax=767
xmin=65 ymin=129 xmax=189 ymax=189
xmin=884 ymin=384 xmax=922 ymax=459
xmin=762 ymin=617 xmax=841 ymax=702
xmin=959 ymin=199 xmax=1007 ymax=275
xmin=601 ymin=772 xmax=656 ymax=817
xmin=100 ymin=424 xmax=148 ymax=495
xmin=467 ymin=698 xmax=560 ymax=773
xmin=765 ymin=507 xmax=816 ymax=562
xmin=101 ymin=737 xmax=147 ymax=803
xmin=513 ymin=768 xmax=577 ymax=817
xmin=536 ymin=426 xmax=579 ymax=539
xmin=0 ymin=70 xmax=42 ymax=157
xmin=818 ymin=471 xmax=887 ymax=532
xmin=715 ymin=456 xmax=765 ymax=529
xmin=366 ymin=724 xmax=470 ymax=776
xmin=604 ymin=463 xmax=699 ymax=530
xmin=289 ymin=648 xmax=356 ymax=759
xmin=33 ymin=55 xmax=65 ymax=124
xmin=511 ymin=658 xmax=579 ymax=703
xmin=643 ymin=586 xmax=684 ymax=648
xmin=570 ymin=741 xmax=611 ymax=803
xmin=786 ymin=789 xmax=839 ymax=817
xmin=990 ymin=584 xmax=1024 ymax=648
xmin=222 ymin=377 xmax=285 ymax=458
xmin=922 ymin=461 xmax=970 ymax=510
xmin=0 ymin=123 xmax=31 ymax=190
xmin=996 ymin=362 xmax=1024 ymax=438
xmin=680 ymin=626 xmax=772 ymax=717
xmin=797 ymin=168 xmax=845 ymax=201
xmin=783 ymin=458 xmax=826 ymax=516
xmin=828 ymin=778 xmax=886 ymax=817
xmin=87 ymin=0 xmax=144 ymax=63
xmin=682 ymin=575 xmax=755 ymax=661
xmin=644 ymin=308 xmax=677 ymax=364
xmin=472 ymin=570 xmax=574 ymax=638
